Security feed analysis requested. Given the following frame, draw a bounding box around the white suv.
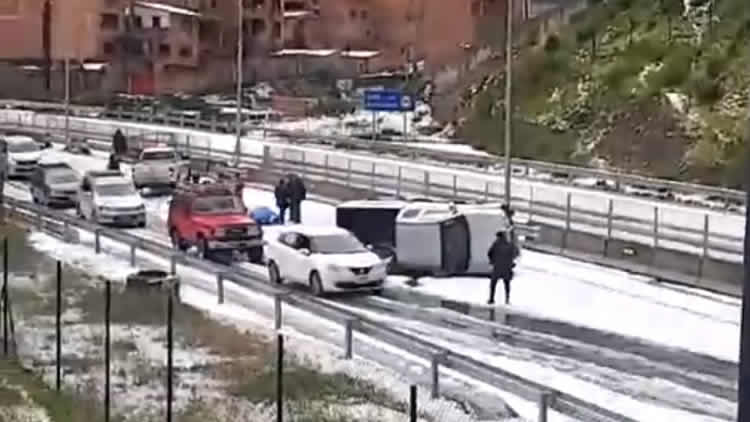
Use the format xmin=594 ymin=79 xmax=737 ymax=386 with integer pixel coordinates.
xmin=265 ymin=225 xmax=388 ymax=296
xmin=77 ymin=171 xmax=146 ymax=227
xmin=4 ymin=135 xmax=43 ymax=178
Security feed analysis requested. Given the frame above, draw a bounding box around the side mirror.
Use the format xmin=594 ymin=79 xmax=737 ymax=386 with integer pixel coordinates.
xmin=300 ymin=248 xmax=311 ymax=256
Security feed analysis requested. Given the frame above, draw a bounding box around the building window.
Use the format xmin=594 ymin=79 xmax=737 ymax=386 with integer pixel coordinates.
xmin=102 ymin=42 xmax=115 ymax=55
xmin=179 ymin=46 xmax=192 ymax=58
xmin=180 ymin=16 xmax=193 ymax=33
xmin=134 ymin=16 xmax=143 ymax=28
xmin=100 ymin=13 xmax=119 ymax=30
xmin=252 ymin=0 xmax=264 ymax=9
xmin=159 ymin=44 xmax=171 ymax=57
xmin=349 ymin=9 xmax=356 ymax=19
xmin=471 ymin=0 xmax=481 ymax=17
xmin=251 ymin=19 xmax=266 ymax=36
xmin=272 ymin=22 xmax=281 ymax=39
xmin=360 ymin=10 xmax=368 ymax=19
xmin=152 ymin=16 xmax=162 ymax=28
xmin=211 ymin=0 xmax=217 ymax=7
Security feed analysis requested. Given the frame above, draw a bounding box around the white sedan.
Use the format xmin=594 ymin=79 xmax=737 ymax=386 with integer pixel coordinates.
xmin=265 ymin=225 xmax=388 ymax=296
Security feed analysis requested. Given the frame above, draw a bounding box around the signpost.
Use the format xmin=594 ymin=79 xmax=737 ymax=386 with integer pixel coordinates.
xmin=363 ymin=89 xmax=414 ymax=141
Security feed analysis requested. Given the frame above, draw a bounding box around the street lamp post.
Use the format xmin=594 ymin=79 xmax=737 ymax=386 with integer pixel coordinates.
xmin=233 ymin=0 xmax=244 ymax=166
xmin=64 ymin=57 xmax=70 ymax=149
xmin=503 ymin=0 xmax=513 ymax=211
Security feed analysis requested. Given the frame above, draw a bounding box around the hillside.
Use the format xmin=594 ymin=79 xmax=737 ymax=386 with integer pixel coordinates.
xmin=457 ymin=0 xmax=750 ymax=188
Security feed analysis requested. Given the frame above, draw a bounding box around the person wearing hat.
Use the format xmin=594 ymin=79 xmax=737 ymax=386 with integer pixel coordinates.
xmin=486 ymin=230 xmax=519 ymax=305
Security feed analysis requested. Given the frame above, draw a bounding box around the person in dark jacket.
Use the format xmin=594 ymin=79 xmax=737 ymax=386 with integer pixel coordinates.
xmin=286 ymin=174 xmax=306 ymax=224
xmin=487 ymin=230 xmax=519 ymax=305
xmin=106 ymin=153 xmax=120 ymax=171
xmin=112 ymin=129 xmax=127 ymax=156
xmin=274 ymin=178 xmax=289 ymax=224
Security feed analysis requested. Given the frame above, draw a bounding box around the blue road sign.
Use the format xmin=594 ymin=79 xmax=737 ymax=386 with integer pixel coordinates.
xmin=364 ymin=89 xmax=414 ymax=112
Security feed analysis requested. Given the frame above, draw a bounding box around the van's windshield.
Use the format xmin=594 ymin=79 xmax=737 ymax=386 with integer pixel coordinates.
xmin=192 ymin=196 xmax=245 ymax=214
xmin=8 ymin=140 xmax=39 ymax=153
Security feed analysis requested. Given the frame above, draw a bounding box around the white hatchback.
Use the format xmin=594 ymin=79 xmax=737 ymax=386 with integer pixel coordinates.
xmin=265 ymin=225 xmax=388 ymax=296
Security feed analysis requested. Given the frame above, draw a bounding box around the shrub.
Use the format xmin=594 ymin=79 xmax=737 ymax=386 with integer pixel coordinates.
xmin=688 ymin=73 xmax=722 ymax=104
xmin=603 ymin=59 xmax=642 ymax=90
xmin=544 ymin=34 xmax=561 ymax=52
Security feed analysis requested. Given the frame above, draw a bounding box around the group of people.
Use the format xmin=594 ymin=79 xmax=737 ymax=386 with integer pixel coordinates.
xmin=274 ymin=174 xmax=306 ymax=224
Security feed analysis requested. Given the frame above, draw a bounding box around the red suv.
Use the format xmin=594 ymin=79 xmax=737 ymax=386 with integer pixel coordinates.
xmin=167 ymin=184 xmax=264 ymax=262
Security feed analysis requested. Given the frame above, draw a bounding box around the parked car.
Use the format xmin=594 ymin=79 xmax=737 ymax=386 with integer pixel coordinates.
xmin=167 ymin=184 xmax=264 ymax=262
xmin=265 ymin=225 xmax=388 ymax=296
xmin=30 ymin=162 xmax=79 ymax=207
xmin=132 ymin=147 xmax=179 ymax=191
xmin=77 ymin=170 xmax=146 ymax=227
xmin=2 ymin=135 xmax=43 ymax=178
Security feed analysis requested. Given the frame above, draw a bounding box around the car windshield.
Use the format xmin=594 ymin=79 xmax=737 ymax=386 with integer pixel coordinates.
xmin=310 ymin=234 xmax=367 ymax=254
xmin=192 ymin=196 xmax=245 ymax=214
xmin=8 ymin=140 xmax=39 ymax=153
xmin=46 ymin=169 xmax=77 ymax=184
xmin=95 ymin=182 xmax=136 ymax=196
xmin=141 ymin=150 xmax=176 ymax=160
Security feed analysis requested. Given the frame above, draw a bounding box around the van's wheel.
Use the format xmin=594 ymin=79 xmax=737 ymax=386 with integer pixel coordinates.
xmin=268 ymin=261 xmax=282 ymax=284
xmin=170 ymin=228 xmax=186 ymax=251
xmin=309 ymin=271 xmax=324 ymax=297
xmin=246 ymin=246 xmax=263 ymax=264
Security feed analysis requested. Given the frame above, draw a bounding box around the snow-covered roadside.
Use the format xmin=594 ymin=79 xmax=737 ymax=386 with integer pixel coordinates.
xmin=27 ymin=230 xmax=530 ymax=421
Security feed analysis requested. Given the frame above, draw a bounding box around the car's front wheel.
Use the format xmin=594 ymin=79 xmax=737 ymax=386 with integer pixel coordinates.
xmin=268 ymin=261 xmax=282 ymax=284
xmin=309 ymin=271 xmax=324 ymax=297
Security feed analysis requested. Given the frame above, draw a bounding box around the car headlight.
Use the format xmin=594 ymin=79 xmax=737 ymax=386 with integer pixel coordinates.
xmin=99 ymin=206 xmax=117 ymax=213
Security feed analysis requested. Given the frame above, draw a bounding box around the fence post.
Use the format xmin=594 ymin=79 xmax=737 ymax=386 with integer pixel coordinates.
xmin=346 ymin=159 xmax=352 ymax=187
xmin=276 ymin=333 xmax=284 ymax=422
xmin=423 ymin=172 xmax=430 ymax=197
xmin=396 ymin=166 xmax=403 ymax=198
xmin=652 ymin=206 xmax=659 ymax=248
xmin=56 ymin=261 xmax=62 ymax=391
xmin=452 ymin=175 xmax=458 ymax=201
xmin=344 ymin=319 xmax=354 ymax=359
xmin=170 ymin=255 xmax=177 ymax=275
xmin=410 ymin=385 xmax=418 ymax=422
xmin=2 ymin=237 xmax=7 ymax=356
xmin=37 ymin=206 xmax=43 ymax=229
xmin=217 ymin=274 xmax=224 ymax=304
xmin=166 ymin=281 xmax=174 ymax=422
xmin=538 ymin=391 xmax=551 ymax=422
xmin=323 ymin=154 xmax=329 ymax=180
xmin=484 ymin=181 xmax=490 ymax=202
xmin=698 ymin=214 xmax=710 ymax=278
xmin=606 ymin=199 xmax=614 ymax=239
xmin=431 ymin=353 xmax=441 ymax=399
xmin=528 ymin=186 xmax=535 ymax=222
xmin=562 ymin=192 xmax=572 ymax=251
xmin=274 ymin=294 xmax=282 ymax=330
xmin=104 ymin=280 xmax=111 ymax=422
xmin=130 ymin=244 xmax=136 ymax=267
xmin=94 ymin=229 xmax=101 ymax=254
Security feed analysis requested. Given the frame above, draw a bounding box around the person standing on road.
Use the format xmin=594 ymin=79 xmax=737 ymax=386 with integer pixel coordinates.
xmin=287 ymin=174 xmax=306 ymax=224
xmin=274 ymin=178 xmax=289 ymax=224
xmin=112 ymin=129 xmax=126 ymax=156
xmin=487 ymin=230 xmax=519 ymax=305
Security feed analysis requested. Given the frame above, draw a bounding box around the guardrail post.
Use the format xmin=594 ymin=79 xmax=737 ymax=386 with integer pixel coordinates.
xmin=130 ymin=244 xmax=136 ymax=267
xmin=370 ymin=162 xmax=376 ymax=195
xmin=537 ymin=391 xmax=551 ymax=422
xmin=217 ymin=274 xmax=224 ymax=304
xmin=452 ymin=175 xmax=458 ymax=201
xmin=344 ymin=318 xmax=354 ymax=359
xmin=346 ymin=159 xmax=352 ymax=187
xmin=323 ymin=154 xmax=329 ymax=180
xmin=431 ymin=353 xmax=441 ymax=399
xmin=94 ymin=229 xmax=101 ymax=254
xmin=423 ymin=172 xmax=430 ymax=197
xmin=652 ymin=206 xmax=659 ymax=248
xmin=528 ymin=186 xmax=535 ymax=222
xmin=396 ymin=166 xmax=403 ymax=198
xmin=606 ymin=198 xmax=614 ymax=240
xmin=698 ymin=214 xmax=709 ymax=278
xmin=562 ymin=192 xmax=571 ymax=251
xmin=36 ymin=206 xmax=43 ymax=229
xmin=274 ymin=294 xmax=282 ymax=330
xmin=210 ymin=115 xmax=217 ymax=132
xmin=301 ymin=151 xmax=307 ymax=181
xmin=170 ymin=255 xmax=177 ymax=275
xmin=179 ymin=114 xmax=185 ymax=127
xmin=484 ymin=181 xmax=490 ymax=202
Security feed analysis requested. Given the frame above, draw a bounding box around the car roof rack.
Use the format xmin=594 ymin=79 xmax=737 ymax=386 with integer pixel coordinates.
xmin=175 ymin=182 xmax=235 ymax=196
xmin=85 ymin=170 xmax=124 ymax=178
xmin=38 ymin=162 xmax=71 ymax=168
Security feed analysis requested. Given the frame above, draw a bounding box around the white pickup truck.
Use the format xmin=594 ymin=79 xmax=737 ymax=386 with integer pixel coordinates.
xmin=132 ymin=147 xmax=179 ymax=191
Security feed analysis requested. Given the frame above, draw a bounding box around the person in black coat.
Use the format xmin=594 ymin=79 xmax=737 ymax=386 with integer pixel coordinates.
xmin=112 ymin=129 xmax=127 ymax=156
xmin=286 ymin=174 xmax=306 ymax=224
xmin=487 ymin=230 xmax=519 ymax=305
xmin=107 ymin=153 xmax=120 ymax=171
xmin=274 ymin=178 xmax=289 ymax=224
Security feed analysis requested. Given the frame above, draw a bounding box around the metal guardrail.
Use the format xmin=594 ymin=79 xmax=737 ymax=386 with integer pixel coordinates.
xmin=0 ymin=111 xmax=741 ymax=271
xmin=4 ymin=196 xmax=637 ymax=422
xmin=1 ymin=99 xmax=744 ymax=206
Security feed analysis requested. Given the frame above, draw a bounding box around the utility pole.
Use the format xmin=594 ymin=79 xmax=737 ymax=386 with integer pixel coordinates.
xmin=233 ymin=0 xmax=244 ymax=167
xmin=503 ymin=0 xmax=513 ymax=210
xmin=64 ymin=57 xmax=70 ymax=148
xmin=737 ymin=147 xmax=750 ymax=421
